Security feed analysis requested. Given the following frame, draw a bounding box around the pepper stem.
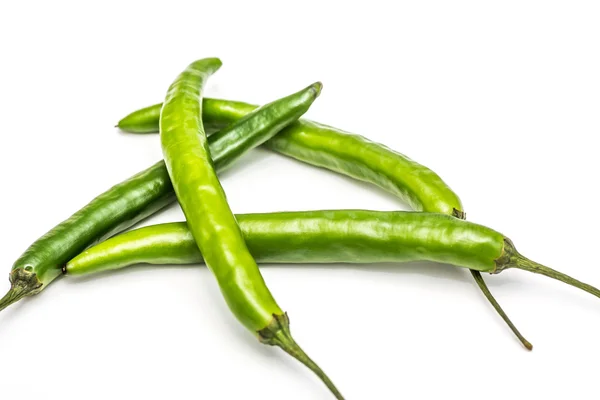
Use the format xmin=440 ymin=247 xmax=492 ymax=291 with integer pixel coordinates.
xmin=497 ymin=238 xmax=600 ymax=300
xmin=259 ymin=313 xmax=344 ymax=399
xmin=0 ymin=269 xmax=43 ymax=312
xmin=470 ymin=270 xmax=532 ymax=350
xmin=454 ymin=209 xmax=531 ymax=349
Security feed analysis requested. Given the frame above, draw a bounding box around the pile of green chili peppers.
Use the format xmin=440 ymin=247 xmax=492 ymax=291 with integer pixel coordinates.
xmin=3 ymin=57 xmax=600 ymax=399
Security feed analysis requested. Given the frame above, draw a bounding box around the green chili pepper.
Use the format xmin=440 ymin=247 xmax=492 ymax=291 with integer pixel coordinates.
xmin=120 ymin=99 xmax=464 ymax=216
xmin=4 ymin=82 xmax=515 ymax=351
xmin=0 ymin=80 xmax=323 ymax=315
xmin=159 ymin=58 xmax=341 ymax=399
xmin=65 ymin=210 xmax=600 ymax=313
xmin=119 ymin=97 xmax=529 ymax=348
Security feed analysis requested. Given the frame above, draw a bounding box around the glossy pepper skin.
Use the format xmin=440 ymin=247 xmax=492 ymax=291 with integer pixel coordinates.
xmin=67 ymin=211 xmax=505 ymax=276
xmin=120 ymin=99 xmax=464 ymax=216
xmin=122 ymin=96 xmax=543 ymax=345
xmin=120 ymin=97 xmax=542 ymax=346
xmin=1 ymin=79 xmax=323 ymax=312
xmin=65 ymin=210 xmax=600 ymax=328
xmin=159 ymin=59 xmax=341 ymax=399
xmin=160 ymin=58 xmax=282 ymax=331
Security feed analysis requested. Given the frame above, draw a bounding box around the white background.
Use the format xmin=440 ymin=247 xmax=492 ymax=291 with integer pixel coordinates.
xmin=1 ymin=1 xmax=599 ymax=399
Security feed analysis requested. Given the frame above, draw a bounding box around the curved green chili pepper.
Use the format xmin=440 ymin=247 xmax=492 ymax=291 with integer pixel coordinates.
xmin=119 ymin=98 xmax=529 ymax=348
xmin=67 ymin=211 xmax=503 ymax=273
xmin=65 ymin=210 xmax=600 ymax=310
xmin=120 ymin=99 xmax=463 ymax=216
xmin=0 ymin=80 xmax=323 ymax=315
xmin=159 ymin=59 xmax=341 ymax=399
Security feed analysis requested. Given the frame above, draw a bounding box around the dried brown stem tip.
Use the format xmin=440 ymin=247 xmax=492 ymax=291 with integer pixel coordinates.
xmin=471 ymin=270 xmax=532 ymax=350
